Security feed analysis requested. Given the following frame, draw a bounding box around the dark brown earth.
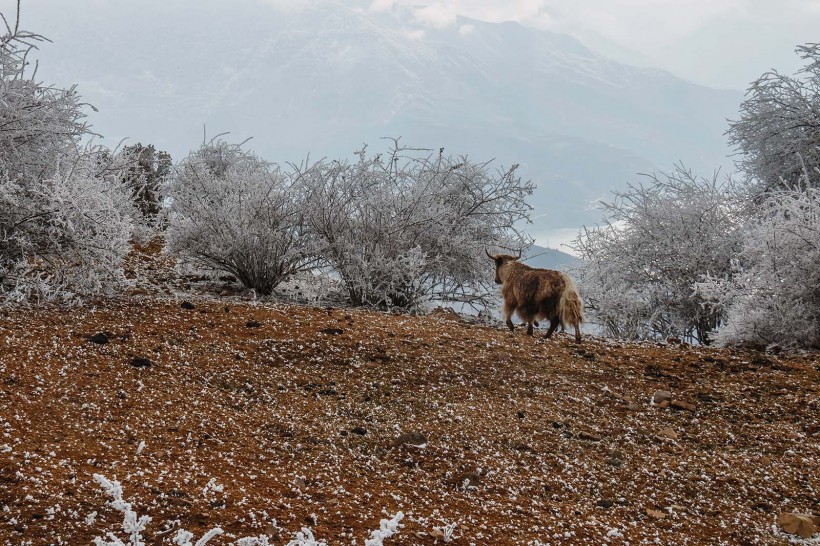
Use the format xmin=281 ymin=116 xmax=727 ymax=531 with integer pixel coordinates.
xmin=0 ymin=242 xmax=818 ymax=545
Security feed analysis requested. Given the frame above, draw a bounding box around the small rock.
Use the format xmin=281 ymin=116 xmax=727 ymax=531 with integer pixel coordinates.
xmin=671 ymin=400 xmax=697 ymax=412
xmin=646 ymin=508 xmax=666 ymax=520
xmin=652 ymin=390 xmax=672 ymax=404
xmin=778 ymin=512 xmax=816 ymax=538
xmin=552 ymin=422 xmax=564 ymax=429
xmin=616 ymin=403 xmax=641 ymax=411
xmin=429 ymin=529 xmax=445 ymax=539
xmin=246 ymin=320 xmax=261 ymax=328
xmin=759 ymin=456 xmax=772 ymax=466
xmin=87 ymin=332 xmax=110 ymax=345
xmin=395 ymin=432 xmax=428 ymax=447
xmin=578 ymin=431 xmax=602 ymax=442
xmin=605 ymin=457 xmax=623 ymax=467
xmin=597 ymin=499 xmax=615 ymax=508
xmin=657 ymin=400 xmax=671 ymax=409
xmin=131 ymin=356 xmax=152 ymax=368
xmin=658 ymin=427 xmax=678 ymax=440
xmin=320 ymin=327 xmax=344 ymax=336
xmin=351 ymin=427 xmax=367 ymax=436
xmin=454 ymin=472 xmax=481 ymax=489
xmin=517 ymin=411 xmax=526 ymax=419
xmin=180 ymin=301 xmax=195 ymax=310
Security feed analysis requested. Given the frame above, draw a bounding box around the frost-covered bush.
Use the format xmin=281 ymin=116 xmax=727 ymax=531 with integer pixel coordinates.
xmin=727 ymin=43 xmax=820 ymax=192
xmin=165 ymin=140 xmax=316 ymax=295
xmin=697 ymin=186 xmax=820 ymax=348
xmin=0 ymin=8 xmax=89 ymax=186
xmin=572 ymin=166 xmax=742 ymax=343
xmin=299 ymin=142 xmax=532 ymax=310
xmin=0 ymin=8 xmax=134 ymax=303
xmin=0 ymin=155 xmax=135 ymax=303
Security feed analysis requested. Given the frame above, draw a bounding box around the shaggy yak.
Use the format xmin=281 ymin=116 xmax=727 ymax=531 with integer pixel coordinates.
xmin=487 ymin=251 xmax=584 ymax=342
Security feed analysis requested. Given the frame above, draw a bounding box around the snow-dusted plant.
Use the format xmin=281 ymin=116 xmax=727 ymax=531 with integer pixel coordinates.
xmin=0 ymin=3 xmax=90 ymax=187
xmin=93 ymin=474 xmax=225 ymax=546
xmin=727 ymin=43 xmax=820 ymax=192
xmin=0 ymin=3 xmax=135 ymax=303
xmin=697 ymin=184 xmax=820 ymax=348
xmin=299 ymin=140 xmax=532 ymax=310
xmin=165 ymin=140 xmax=317 ymax=295
xmin=0 ymin=149 xmax=136 ymax=304
xmin=92 ymin=474 xmax=152 ymax=546
xmin=572 ymin=165 xmax=742 ymax=343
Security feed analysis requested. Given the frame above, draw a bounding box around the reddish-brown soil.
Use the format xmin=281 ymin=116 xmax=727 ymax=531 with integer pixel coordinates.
xmin=1 ymin=244 xmax=818 ymax=545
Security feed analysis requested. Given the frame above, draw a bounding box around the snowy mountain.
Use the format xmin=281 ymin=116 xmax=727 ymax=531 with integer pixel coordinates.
xmin=21 ymin=0 xmax=742 ymax=242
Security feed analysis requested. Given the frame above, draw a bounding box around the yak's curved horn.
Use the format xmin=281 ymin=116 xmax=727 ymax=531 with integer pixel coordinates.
xmin=485 ymin=249 xmax=495 ymax=260
xmin=514 ymin=248 xmax=522 ymax=260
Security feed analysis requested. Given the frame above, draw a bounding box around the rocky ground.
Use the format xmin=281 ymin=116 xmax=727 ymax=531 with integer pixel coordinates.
xmin=0 ymin=242 xmax=818 ymax=545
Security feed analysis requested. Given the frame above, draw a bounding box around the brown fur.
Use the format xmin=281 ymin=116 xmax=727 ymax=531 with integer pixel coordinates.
xmin=490 ymin=254 xmax=584 ymax=342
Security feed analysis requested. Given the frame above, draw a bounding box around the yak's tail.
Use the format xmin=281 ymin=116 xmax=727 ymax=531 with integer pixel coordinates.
xmin=559 ymin=273 xmax=584 ymax=329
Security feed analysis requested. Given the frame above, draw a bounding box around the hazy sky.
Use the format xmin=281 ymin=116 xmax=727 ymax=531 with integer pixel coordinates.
xmin=3 ymin=0 xmax=817 ymax=90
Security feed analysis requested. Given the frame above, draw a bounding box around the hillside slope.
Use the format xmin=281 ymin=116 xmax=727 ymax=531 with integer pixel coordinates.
xmin=0 ymin=251 xmax=818 ymax=545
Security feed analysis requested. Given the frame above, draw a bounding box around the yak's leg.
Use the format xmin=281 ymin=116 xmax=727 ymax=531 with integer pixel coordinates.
xmin=544 ymin=318 xmax=560 ymax=339
xmin=573 ymin=323 xmax=582 ymax=343
xmin=504 ymin=301 xmax=516 ymax=332
xmin=527 ymin=321 xmax=534 ymax=336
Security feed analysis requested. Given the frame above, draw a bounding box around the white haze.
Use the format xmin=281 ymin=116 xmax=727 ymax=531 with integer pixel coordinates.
xmin=4 ymin=0 xmax=803 ymax=250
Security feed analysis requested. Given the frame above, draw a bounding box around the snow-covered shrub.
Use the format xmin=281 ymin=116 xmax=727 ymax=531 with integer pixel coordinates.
xmin=0 ymin=5 xmax=135 ymax=303
xmin=727 ymin=43 xmax=820 ymax=192
xmin=697 ymin=185 xmax=820 ymax=348
xmin=0 ymin=154 xmax=135 ymax=303
xmin=299 ymin=141 xmax=532 ymax=310
xmin=165 ymin=140 xmax=316 ymax=295
xmin=572 ymin=165 xmax=742 ymax=343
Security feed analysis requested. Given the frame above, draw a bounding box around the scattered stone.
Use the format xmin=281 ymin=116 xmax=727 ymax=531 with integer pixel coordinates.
xmin=616 ymin=403 xmax=641 ymax=411
xmin=597 ymin=499 xmax=615 ymax=508
xmin=517 ymin=411 xmax=526 ymax=419
xmin=246 ymin=320 xmax=261 ymax=328
xmin=453 ymin=472 xmax=481 ymax=489
xmin=131 ymin=356 xmax=152 ymax=368
xmin=429 ymin=529 xmax=445 ymax=539
xmin=671 ymin=400 xmax=697 ymax=412
xmin=552 ymin=422 xmax=564 ymax=429
xmin=395 ymin=432 xmax=427 ymax=447
xmin=605 ymin=457 xmax=623 ymax=467
xmin=320 ymin=327 xmax=344 ymax=336
xmin=578 ymin=431 xmax=602 ymax=442
xmin=658 ymin=427 xmax=678 ymax=440
xmin=180 ymin=301 xmax=195 ymax=310
xmin=778 ymin=512 xmax=816 ymax=538
xmin=652 ymin=390 xmax=672 ymax=404
xmin=351 ymin=427 xmax=367 ymax=436
xmin=646 ymin=508 xmax=666 ymax=520
xmin=87 ymin=332 xmax=110 ymax=345
xmin=759 ymin=456 xmax=772 ymax=466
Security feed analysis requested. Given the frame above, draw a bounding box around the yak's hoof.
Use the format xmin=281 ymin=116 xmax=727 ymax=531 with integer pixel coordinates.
xmin=506 ymin=321 xmax=515 ymax=332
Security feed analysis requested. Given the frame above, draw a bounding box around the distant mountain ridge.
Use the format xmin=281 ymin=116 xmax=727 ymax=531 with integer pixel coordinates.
xmin=21 ymin=0 xmax=742 ymax=242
